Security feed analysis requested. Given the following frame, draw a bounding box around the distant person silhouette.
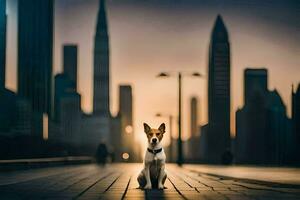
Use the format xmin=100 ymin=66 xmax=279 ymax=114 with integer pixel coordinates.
xmin=96 ymin=143 xmax=108 ymax=165
xmin=221 ymin=149 xmax=233 ymax=165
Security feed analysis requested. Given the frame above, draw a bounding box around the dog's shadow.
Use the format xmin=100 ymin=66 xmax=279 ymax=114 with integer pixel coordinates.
xmin=136 ymin=186 xmax=168 ymax=199
xmin=136 ymin=186 xmax=168 ymax=190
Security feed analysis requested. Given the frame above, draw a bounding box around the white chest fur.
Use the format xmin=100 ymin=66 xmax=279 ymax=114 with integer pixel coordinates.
xmin=145 ymin=148 xmax=166 ymax=164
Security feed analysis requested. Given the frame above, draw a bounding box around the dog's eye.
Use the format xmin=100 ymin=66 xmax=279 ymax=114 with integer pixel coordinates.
xmin=156 ymin=133 xmax=160 ymax=136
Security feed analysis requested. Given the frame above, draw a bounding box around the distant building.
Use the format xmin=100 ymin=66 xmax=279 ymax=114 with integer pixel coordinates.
xmin=93 ymin=0 xmax=110 ymax=117
xmin=266 ymin=90 xmax=289 ymax=164
xmin=58 ymin=92 xmax=81 ymax=146
xmin=0 ymin=0 xmax=6 ymax=89
xmin=119 ymin=85 xmax=133 ymax=130
xmin=292 ymin=84 xmax=300 ymax=136
xmin=110 ymin=114 xmax=122 ymax=161
xmin=244 ymin=69 xmax=268 ymax=104
xmin=0 ymin=89 xmax=17 ymax=136
xmin=184 ymin=97 xmax=201 ymax=162
xmin=18 ymin=0 xmax=54 ymax=115
xmin=190 ymin=97 xmax=198 ymax=137
xmin=52 ymin=45 xmax=81 ymax=146
xmin=170 ymin=138 xmax=178 ymax=163
xmin=54 ymin=74 xmax=73 ymax=122
xmin=13 ymin=97 xmax=32 ymax=136
xmin=0 ymin=1 xmax=34 ymax=138
xmin=235 ymin=69 xmax=268 ymax=163
xmin=292 ymin=84 xmax=300 ymax=164
xmin=118 ymin=85 xmax=135 ymax=162
xmin=0 ymin=1 xmax=18 ymax=137
xmin=63 ymin=45 xmax=78 ymax=90
xmin=81 ymin=114 xmax=110 ymax=154
xmin=235 ymin=68 xmax=290 ymax=164
xmin=17 ymin=0 xmax=53 ymax=139
xmin=199 ymin=124 xmax=209 ymax=161
xmin=203 ymin=15 xmax=231 ymax=163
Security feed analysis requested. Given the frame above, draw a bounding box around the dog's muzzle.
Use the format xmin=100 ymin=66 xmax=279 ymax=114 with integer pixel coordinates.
xmin=151 ymin=138 xmax=157 ymax=144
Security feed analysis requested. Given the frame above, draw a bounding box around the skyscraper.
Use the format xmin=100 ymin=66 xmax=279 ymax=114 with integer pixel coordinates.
xmin=190 ymin=97 xmax=198 ymax=137
xmin=80 ymin=0 xmax=111 ymax=153
xmin=184 ymin=96 xmax=201 ymax=162
xmin=206 ymin=15 xmax=231 ymax=163
xmin=93 ymin=0 xmax=110 ymax=116
xmin=236 ymin=68 xmax=268 ymax=163
xmin=63 ymin=45 xmax=78 ymax=90
xmin=0 ymin=89 xmax=17 ymax=135
xmin=0 ymin=1 xmax=33 ymax=137
xmin=267 ymin=90 xmax=288 ymax=164
xmin=236 ymin=68 xmax=289 ymax=164
xmin=58 ymin=91 xmax=81 ymax=146
xmin=18 ymin=0 xmax=54 ymax=114
xmin=54 ymin=44 xmax=80 ymax=123
xmin=13 ymin=97 xmax=32 ymax=136
xmin=0 ymin=0 xmax=6 ymax=89
xmin=53 ymin=60 xmax=81 ymax=146
xmin=292 ymin=84 xmax=300 ymax=141
xmin=244 ymin=68 xmax=268 ymax=104
xmin=119 ymin=85 xmax=133 ymax=127
xmin=118 ymin=85 xmax=135 ymax=161
xmin=292 ymin=84 xmax=300 ymax=163
xmin=54 ymin=74 xmax=74 ymax=122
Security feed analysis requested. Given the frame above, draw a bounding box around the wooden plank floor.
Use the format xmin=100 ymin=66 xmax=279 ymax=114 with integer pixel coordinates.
xmin=0 ymin=164 xmax=299 ymax=200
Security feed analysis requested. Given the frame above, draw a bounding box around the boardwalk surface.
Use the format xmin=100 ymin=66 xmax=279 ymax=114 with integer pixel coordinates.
xmin=0 ymin=163 xmax=300 ymax=200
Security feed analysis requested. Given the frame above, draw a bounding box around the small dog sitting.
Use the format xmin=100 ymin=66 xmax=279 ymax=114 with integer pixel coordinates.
xmin=137 ymin=123 xmax=167 ymax=189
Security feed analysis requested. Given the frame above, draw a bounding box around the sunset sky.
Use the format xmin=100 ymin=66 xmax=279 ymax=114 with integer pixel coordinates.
xmin=5 ymin=0 xmax=300 ymax=148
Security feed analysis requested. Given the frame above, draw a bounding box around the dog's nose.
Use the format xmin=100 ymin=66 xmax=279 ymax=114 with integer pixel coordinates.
xmin=152 ymin=138 xmax=157 ymax=143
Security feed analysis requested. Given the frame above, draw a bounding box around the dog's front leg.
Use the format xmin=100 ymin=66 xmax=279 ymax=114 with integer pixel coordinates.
xmin=158 ymin=163 xmax=166 ymax=189
xmin=144 ymin=163 xmax=152 ymax=189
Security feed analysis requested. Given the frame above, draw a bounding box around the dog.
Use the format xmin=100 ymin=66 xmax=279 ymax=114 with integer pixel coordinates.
xmin=137 ymin=123 xmax=167 ymax=189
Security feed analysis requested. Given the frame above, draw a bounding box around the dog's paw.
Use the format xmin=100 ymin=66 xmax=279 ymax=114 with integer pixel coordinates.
xmin=158 ymin=184 xmax=164 ymax=189
xmin=144 ymin=184 xmax=152 ymax=190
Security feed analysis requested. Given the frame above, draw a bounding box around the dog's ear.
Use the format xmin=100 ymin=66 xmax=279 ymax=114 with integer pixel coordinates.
xmin=143 ymin=123 xmax=151 ymax=134
xmin=158 ymin=123 xmax=165 ymax=134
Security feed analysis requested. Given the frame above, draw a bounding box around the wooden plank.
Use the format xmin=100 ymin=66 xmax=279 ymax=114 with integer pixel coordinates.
xmin=43 ymin=166 xmax=113 ymax=199
xmin=76 ymin=172 xmax=121 ymax=200
xmin=167 ymin=170 xmax=197 ymax=200
xmin=99 ymin=176 xmax=131 ymax=199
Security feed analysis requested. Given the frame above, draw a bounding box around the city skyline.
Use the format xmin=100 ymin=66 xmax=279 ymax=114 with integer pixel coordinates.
xmin=1 ymin=2 xmax=300 ymax=198
xmin=4 ymin=0 xmax=300 ymax=146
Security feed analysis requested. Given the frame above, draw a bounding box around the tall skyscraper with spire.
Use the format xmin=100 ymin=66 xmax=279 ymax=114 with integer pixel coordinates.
xmin=93 ymin=0 xmax=110 ymax=116
xmin=206 ymin=15 xmax=231 ymax=163
xmin=80 ymin=0 xmax=111 ymax=152
xmin=0 ymin=0 xmax=6 ymax=89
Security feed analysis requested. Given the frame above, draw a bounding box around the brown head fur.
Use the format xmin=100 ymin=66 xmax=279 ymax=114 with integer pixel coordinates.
xmin=143 ymin=123 xmax=166 ymax=144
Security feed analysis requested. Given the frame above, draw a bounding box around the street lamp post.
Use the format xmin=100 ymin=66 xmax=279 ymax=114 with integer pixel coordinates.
xmin=178 ymin=73 xmax=182 ymax=165
xmin=157 ymin=71 xmax=203 ymax=166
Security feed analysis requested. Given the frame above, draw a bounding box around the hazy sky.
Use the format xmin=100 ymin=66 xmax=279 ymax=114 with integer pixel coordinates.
xmin=6 ymin=0 xmax=300 ymax=147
